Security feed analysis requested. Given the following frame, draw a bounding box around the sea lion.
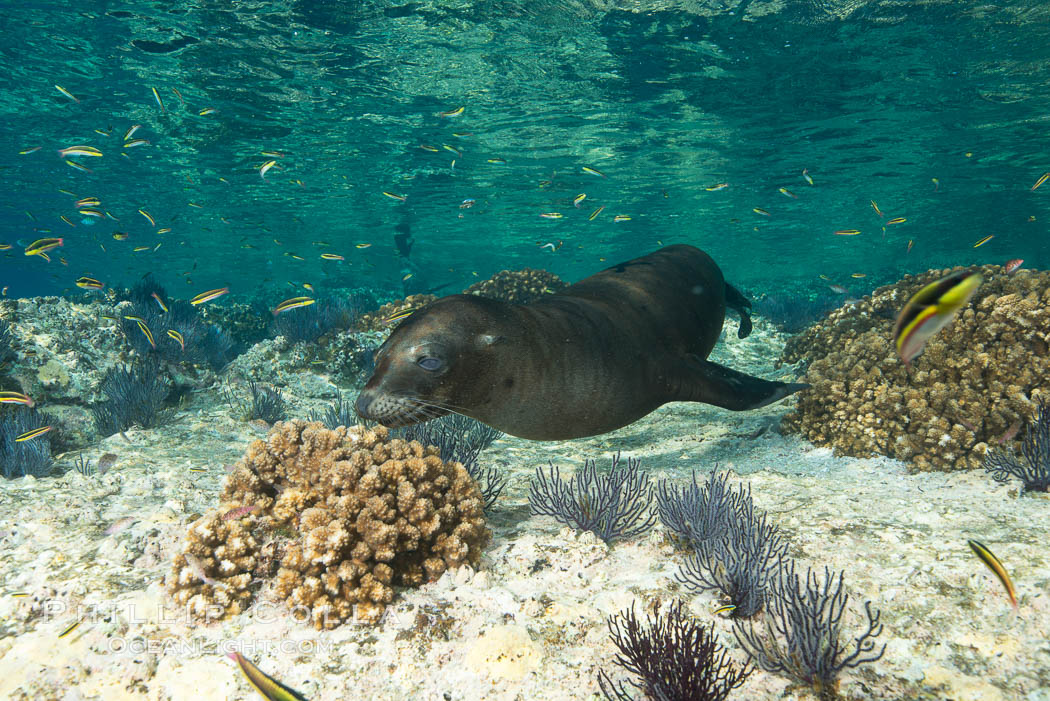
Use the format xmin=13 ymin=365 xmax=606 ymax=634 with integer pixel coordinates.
xmin=355 ymin=244 xmax=807 ymax=440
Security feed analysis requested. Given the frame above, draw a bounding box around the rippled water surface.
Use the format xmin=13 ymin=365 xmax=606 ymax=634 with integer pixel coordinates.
xmin=3 ymin=0 xmax=1049 ymax=298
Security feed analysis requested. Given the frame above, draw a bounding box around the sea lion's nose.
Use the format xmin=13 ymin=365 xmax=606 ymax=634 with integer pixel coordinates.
xmin=354 ymin=392 xmax=373 ymax=418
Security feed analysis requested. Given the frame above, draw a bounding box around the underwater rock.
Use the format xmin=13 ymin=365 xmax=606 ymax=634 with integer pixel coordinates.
xmin=0 ymin=297 xmax=129 ymax=406
xmin=780 ymin=264 xmax=1050 ymax=471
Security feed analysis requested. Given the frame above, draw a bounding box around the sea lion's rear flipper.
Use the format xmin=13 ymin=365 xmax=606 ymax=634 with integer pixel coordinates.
xmin=724 ymin=283 xmax=753 ymax=339
xmin=671 ymin=356 xmax=808 ymax=410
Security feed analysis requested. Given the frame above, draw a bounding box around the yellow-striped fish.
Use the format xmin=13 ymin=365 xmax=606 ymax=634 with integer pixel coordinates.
xmin=76 ymin=276 xmax=104 ymax=289
xmin=228 ymin=652 xmax=308 ymax=701
xmin=135 ymin=320 xmax=155 ymax=348
xmin=25 ymin=238 xmax=64 ymax=256
xmin=58 ymin=145 xmax=102 ymax=158
xmin=973 ymin=234 xmax=994 ymax=248
xmin=581 ymin=166 xmax=606 ymax=177
xmin=1030 ymin=172 xmax=1049 ymax=192
xmin=166 ymin=329 xmax=185 ymax=351
xmin=382 ymin=191 xmax=407 ymax=202
xmin=438 ymin=106 xmax=464 ymax=118
xmin=138 ymin=209 xmax=155 ymax=226
xmin=15 ymin=426 xmax=53 ymax=442
xmin=58 ymin=620 xmax=82 ymax=639
xmin=190 ymin=287 xmax=230 ymax=305
xmin=871 ymin=200 xmax=883 ymax=218
xmin=55 ymin=85 xmax=79 ymax=103
xmin=64 ymin=159 xmax=92 ymax=172
xmin=967 ymin=539 xmax=1018 ymax=609
xmin=384 ymin=307 xmax=419 ymax=325
xmin=272 ymin=297 xmax=314 ymax=315
xmin=893 ymin=270 xmax=983 ymax=366
xmin=151 ymin=86 xmax=165 ymax=113
xmin=886 ymin=217 xmax=907 ymax=225
xmin=588 ymin=206 xmax=605 ymax=221
xmin=123 ymin=124 xmax=142 ymax=141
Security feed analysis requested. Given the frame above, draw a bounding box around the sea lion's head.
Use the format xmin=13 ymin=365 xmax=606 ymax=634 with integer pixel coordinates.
xmin=354 ymin=295 xmax=510 ymax=428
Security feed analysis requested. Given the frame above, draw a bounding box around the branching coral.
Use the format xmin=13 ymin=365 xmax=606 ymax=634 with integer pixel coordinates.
xmin=168 ymin=421 xmax=489 ymax=628
xmin=780 ymin=264 xmax=1050 ymax=471
xmin=597 ymin=600 xmax=752 ymax=701
xmin=395 ymin=414 xmax=507 ymax=511
xmin=463 ymin=267 xmax=567 ymax=304
xmin=676 ymin=484 xmax=788 ymax=618
xmin=984 ymin=397 xmax=1050 ymax=492
xmin=529 ymin=453 xmax=656 ymax=544
xmin=733 ymin=563 xmax=884 ymax=698
xmin=168 ymin=510 xmax=260 ymax=620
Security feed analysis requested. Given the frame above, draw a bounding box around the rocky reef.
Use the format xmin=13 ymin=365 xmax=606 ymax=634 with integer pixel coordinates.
xmin=462 ymin=268 xmax=567 ymax=304
xmin=780 ymin=264 xmax=1050 ymax=471
xmin=168 ymin=420 xmax=490 ymax=628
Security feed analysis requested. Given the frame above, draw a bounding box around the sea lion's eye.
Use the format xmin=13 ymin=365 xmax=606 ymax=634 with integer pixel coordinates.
xmin=417 ymin=356 xmax=443 ymax=371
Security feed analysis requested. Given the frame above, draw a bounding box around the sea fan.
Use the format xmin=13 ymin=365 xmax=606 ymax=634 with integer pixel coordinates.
xmin=529 ymin=453 xmax=656 ymax=544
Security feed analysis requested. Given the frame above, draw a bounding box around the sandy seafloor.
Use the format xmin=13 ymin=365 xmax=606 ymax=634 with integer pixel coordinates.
xmin=0 ymin=318 xmax=1048 ymax=701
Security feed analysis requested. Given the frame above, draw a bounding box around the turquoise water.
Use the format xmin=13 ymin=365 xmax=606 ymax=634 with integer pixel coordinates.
xmin=4 ymin=1 xmax=1049 ymax=301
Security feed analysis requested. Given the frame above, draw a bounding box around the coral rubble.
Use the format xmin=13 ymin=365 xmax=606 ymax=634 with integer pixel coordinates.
xmin=780 ymin=264 xmax=1050 ymax=471
xmin=168 ymin=420 xmax=490 ymax=628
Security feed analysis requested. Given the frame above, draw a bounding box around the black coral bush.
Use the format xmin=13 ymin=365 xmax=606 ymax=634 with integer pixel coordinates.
xmin=733 ymin=562 xmax=885 ymax=698
xmin=91 ymin=364 xmax=169 ymax=436
xmin=597 ymin=600 xmax=752 ymax=701
xmin=984 ymin=398 xmax=1050 ymax=493
xmin=529 ymin=452 xmax=656 ymax=544
xmin=661 ymin=471 xmax=786 ymax=618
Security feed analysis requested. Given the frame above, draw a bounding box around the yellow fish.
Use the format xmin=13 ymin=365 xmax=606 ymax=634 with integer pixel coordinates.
xmin=190 ymin=287 xmax=230 ymax=305
xmin=228 ymin=652 xmax=308 ymax=701
xmin=273 ymin=297 xmax=315 ymax=315
xmin=15 ymin=425 xmax=53 ymax=442
xmin=968 ymin=539 xmax=1018 ymax=609
xmin=893 ymin=270 xmax=982 ymax=366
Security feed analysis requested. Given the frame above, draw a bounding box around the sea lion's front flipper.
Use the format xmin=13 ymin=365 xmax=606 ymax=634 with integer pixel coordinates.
xmin=670 ymin=356 xmax=808 ymax=410
xmin=724 ymin=283 xmax=753 ymax=339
